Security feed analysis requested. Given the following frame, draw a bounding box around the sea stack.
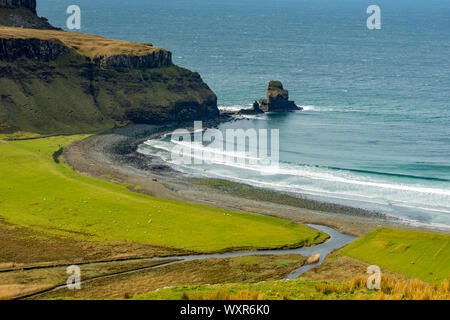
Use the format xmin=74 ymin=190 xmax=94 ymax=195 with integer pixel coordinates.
xmin=259 ymin=81 xmax=301 ymax=112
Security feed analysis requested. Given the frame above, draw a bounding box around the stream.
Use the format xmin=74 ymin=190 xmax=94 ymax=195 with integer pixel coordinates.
xmin=167 ymin=224 xmax=356 ymax=280
xmin=16 ymin=224 xmax=355 ymax=299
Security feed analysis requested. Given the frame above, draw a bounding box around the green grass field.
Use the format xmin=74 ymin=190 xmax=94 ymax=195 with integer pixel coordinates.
xmin=0 ymin=136 xmax=327 ymax=253
xmin=134 ymin=272 xmax=450 ymax=301
xmin=133 ymin=279 xmax=366 ymax=300
xmin=341 ymin=228 xmax=450 ymax=283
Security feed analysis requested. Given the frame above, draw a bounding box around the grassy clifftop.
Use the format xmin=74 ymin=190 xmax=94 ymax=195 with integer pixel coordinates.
xmin=0 ymin=26 xmax=218 ymax=134
xmin=0 ymin=26 xmax=163 ymax=58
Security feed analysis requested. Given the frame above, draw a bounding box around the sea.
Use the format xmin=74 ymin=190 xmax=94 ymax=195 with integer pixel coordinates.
xmin=38 ymin=0 xmax=450 ymax=229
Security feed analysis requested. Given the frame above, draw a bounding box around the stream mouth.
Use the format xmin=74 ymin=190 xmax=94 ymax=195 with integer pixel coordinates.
xmin=167 ymin=224 xmax=356 ymax=280
xmin=284 ymin=224 xmax=356 ymax=279
xmin=16 ymin=224 xmax=356 ymax=299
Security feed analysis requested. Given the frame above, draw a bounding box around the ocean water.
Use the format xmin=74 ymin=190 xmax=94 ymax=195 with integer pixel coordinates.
xmin=39 ymin=0 xmax=450 ymax=228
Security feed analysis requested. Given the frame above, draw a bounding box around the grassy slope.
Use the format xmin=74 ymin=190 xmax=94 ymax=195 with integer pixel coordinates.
xmin=0 ymin=51 xmax=212 ymax=134
xmin=340 ymin=228 xmax=449 ymax=283
xmin=133 ymin=280 xmax=364 ymax=300
xmin=0 ymin=47 xmax=119 ymax=134
xmin=134 ymin=274 xmax=450 ymax=300
xmin=0 ymin=136 xmax=327 ymax=253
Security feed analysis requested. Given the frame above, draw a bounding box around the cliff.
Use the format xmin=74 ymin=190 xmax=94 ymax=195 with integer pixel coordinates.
xmin=0 ymin=0 xmax=36 ymax=12
xmin=0 ymin=27 xmax=219 ymax=133
xmin=0 ymin=0 xmax=56 ymax=29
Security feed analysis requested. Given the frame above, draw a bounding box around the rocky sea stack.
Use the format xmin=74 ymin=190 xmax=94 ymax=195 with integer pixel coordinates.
xmin=259 ymin=81 xmax=301 ymax=112
xmin=237 ymin=81 xmax=302 ymax=115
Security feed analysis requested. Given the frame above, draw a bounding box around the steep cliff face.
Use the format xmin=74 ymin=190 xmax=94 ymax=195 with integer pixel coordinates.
xmin=0 ymin=0 xmax=55 ymax=29
xmin=99 ymin=51 xmax=173 ymax=69
xmin=0 ymin=37 xmax=69 ymax=60
xmin=0 ymin=0 xmax=36 ymax=12
xmin=0 ymin=28 xmax=219 ymax=134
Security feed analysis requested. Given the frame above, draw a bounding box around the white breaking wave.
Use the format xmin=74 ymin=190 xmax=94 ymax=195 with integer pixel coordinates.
xmin=300 ymin=105 xmax=335 ymax=112
xmin=146 ymin=139 xmax=262 ymax=163
xmin=218 ymin=104 xmax=252 ymax=112
xmin=143 ymin=139 xmax=450 ymax=197
xmin=236 ymin=114 xmax=269 ymax=120
xmin=138 ymin=138 xmax=450 ymax=229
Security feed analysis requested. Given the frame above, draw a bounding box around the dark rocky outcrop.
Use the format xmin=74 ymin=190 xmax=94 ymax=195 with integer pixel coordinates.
xmin=0 ymin=0 xmax=56 ymax=29
xmin=259 ymin=81 xmax=301 ymax=112
xmin=237 ymin=101 xmax=264 ymax=115
xmin=0 ymin=37 xmax=70 ymax=61
xmin=99 ymin=51 xmax=173 ymax=69
xmin=0 ymin=0 xmax=36 ymax=12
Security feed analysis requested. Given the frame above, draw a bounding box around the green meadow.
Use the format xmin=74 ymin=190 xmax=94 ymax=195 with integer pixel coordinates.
xmin=134 ymin=228 xmax=450 ymax=300
xmin=341 ymin=228 xmax=450 ymax=283
xmin=133 ymin=279 xmax=365 ymax=300
xmin=134 ymin=272 xmax=450 ymax=301
xmin=0 ymin=136 xmax=327 ymax=253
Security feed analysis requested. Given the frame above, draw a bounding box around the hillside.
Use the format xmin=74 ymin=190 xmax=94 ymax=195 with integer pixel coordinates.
xmin=341 ymin=228 xmax=450 ymax=283
xmin=0 ymin=26 xmax=219 ymax=134
xmin=0 ymin=135 xmax=326 ymax=255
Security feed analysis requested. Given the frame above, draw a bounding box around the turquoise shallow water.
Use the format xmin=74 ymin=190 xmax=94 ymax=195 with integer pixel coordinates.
xmin=39 ymin=0 xmax=450 ymax=228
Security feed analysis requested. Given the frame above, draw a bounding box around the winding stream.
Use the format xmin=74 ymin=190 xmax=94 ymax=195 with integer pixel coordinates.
xmin=162 ymin=224 xmax=356 ymax=280
xmin=16 ymin=224 xmax=355 ymax=299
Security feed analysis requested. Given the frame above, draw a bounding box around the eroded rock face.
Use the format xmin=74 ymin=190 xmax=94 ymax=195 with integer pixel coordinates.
xmin=0 ymin=0 xmax=56 ymax=29
xmin=259 ymin=81 xmax=301 ymax=112
xmin=237 ymin=101 xmax=264 ymax=115
xmin=99 ymin=50 xmax=173 ymax=69
xmin=0 ymin=38 xmax=70 ymax=61
xmin=0 ymin=0 xmax=36 ymax=13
